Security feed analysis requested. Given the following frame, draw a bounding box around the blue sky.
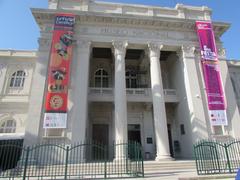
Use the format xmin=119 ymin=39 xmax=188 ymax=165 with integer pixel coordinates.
xmin=0 ymin=0 xmax=239 ymax=60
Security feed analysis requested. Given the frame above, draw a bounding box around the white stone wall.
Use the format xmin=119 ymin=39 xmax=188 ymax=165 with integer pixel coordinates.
xmin=0 ymin=50 xmax=36 ymax=138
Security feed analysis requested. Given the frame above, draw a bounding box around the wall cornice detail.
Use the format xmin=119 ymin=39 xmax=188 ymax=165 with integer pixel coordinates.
xmin=179 ymin=45 xmax=196 ymax=59
xmin=76 ymin=39 xmax=92 ymax=50
xmin=32 ymin=9 xmax=229 ymax=37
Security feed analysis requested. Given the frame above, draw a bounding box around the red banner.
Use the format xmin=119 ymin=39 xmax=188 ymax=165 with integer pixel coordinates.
xmin=44 ymin=14 xmax=75 ymax=128
xmin=196 ymin=21 xmax=227 ymax=126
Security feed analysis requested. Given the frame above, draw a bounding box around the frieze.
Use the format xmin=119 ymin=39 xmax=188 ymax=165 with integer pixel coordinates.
xmin=33 ymin=10 xmax=228 ymax=38
xmin=77 ymin=26 xmax=194 ymax=42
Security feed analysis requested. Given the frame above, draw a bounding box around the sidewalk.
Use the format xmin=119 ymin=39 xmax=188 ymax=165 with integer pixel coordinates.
xmin=124 ymin=169 xmax=236 ymax=180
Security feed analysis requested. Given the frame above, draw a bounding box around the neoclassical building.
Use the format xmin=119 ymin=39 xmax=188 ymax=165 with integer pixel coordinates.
xmin=0 ymin=0 xmax=240 ymax=160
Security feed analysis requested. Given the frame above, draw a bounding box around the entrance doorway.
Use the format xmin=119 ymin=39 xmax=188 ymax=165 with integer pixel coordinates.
xmin=128 ymin=124 xmax=141 ymax=144
xmin=128 ymin=124 xmax=141 ymax=159
xmin=92 ymin=124 xmax=109 ymax=160
xmin=167 ymin=124 xmax=174 ymax=157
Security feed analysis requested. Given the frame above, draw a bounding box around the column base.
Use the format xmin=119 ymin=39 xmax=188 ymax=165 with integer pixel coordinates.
xmin=155 ymin=155 xmax=174 ymax=161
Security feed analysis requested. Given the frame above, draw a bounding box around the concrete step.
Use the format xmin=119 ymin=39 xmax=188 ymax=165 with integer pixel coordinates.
xmin=179 ymin=174 xmax=235 ymax=180
xmin=142 ymin=161 xmax=236 ymax=180
xmin=144 ymin=160 xmax=196 ymax=171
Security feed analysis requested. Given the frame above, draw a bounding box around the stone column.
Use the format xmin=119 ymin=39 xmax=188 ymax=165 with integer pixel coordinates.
xmin=112 ymin=41 xmax=128 ymax=160
xmin=178 ymin=45 xmax=208 ymax=149
xmin=148 ymin=43 xmax=171 ymax=160
xmin=71 ymin=39 xmax=91 ymax=143
xmin=24 ymin=39 xmax=51 ymax=145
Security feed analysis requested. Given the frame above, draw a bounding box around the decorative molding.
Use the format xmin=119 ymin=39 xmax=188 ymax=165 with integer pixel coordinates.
xmin=32 ymin=10 xmax=229 ymax=37
xmin=0 ymin=64 xmax=6 ymax=77
xmin=112 ymin=41 xmax=128 ymax=57
xmin=76 ymin=39 xmax=91 ymax=50
xmin=38 ymin=38 xmax=52 ymax=51
xmin=218 ymin=48 xmax=226 ymax=58
xmin=181 ymin=45 xmax=196 ymax=58
xmin=148 ymin=43 xmax=163 ymax=59
xmin=76 ymin=26 xmax=195 ymax=42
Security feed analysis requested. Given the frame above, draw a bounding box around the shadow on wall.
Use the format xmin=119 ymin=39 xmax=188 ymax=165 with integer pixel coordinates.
xmin=224 ymin=67 xmax=237 ymax=135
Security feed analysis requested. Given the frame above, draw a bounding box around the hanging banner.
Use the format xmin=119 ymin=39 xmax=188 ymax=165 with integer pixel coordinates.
xmin=196 ymin=21 xmax=218 ymax=61
xmin=202 ymin=62 xmax=227 ymax=126
xmin=196 ymin=21 xmax=228 ymax=126
xmin=43 ymin=14 xmax=75 ymax=129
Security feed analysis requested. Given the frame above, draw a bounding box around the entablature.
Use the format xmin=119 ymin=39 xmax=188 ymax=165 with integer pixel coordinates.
xmin=32 ymin=8 xmax=229 ymax=38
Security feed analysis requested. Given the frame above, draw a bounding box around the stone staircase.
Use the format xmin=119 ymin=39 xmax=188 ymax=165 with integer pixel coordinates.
xmin=142 ymin=160 xmax=236 ymax=180
xmin=144 ymin=160 xmax=196 ymax=172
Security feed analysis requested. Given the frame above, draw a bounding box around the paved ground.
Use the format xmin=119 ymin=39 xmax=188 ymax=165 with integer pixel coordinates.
xmin=123 ymin=169 xmax=236 ymax=180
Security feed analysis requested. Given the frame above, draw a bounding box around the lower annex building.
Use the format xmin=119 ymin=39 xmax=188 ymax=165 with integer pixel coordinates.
xmin=0 ymin=0 xmax=240 ymax=160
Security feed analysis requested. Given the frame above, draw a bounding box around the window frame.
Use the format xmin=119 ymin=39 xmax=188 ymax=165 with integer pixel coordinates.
xmin=126 ymin=70 xmax=137 ymax=88
xmin=9 ymin=70 xmax=26 ymax=89
xmin=0 ymin=119 xmax=16 ymax=134
xmin=94 ymin=68 xmax=109 ymax=88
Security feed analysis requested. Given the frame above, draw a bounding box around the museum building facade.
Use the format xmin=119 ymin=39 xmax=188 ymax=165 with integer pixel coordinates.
xmin=0 ymin=0 xmax=240 ymax=160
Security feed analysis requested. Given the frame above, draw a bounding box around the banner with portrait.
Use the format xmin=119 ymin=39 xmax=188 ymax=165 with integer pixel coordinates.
xmin=43 ymin=14 xmax=75 ymax=128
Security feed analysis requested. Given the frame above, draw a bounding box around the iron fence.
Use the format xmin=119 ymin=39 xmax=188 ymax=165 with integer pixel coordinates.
xmin=0 ymin=141 xmax=144 ymax=179
xmin=194 ymin=139 xmax=240 ymax=175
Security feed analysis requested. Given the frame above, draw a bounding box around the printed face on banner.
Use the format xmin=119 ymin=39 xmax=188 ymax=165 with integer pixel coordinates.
xmin=196 ymin=21 xmax=218 ymax=61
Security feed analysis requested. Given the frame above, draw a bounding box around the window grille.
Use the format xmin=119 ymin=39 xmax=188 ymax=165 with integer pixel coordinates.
xmin=0 ymin=119 xmax=16 ymax=133
xmin=9 ymin=70 xmax=26 ymax=88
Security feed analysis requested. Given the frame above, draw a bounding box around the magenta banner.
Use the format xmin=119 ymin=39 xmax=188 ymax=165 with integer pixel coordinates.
xmin=196 ymin=21 xmax=218 ymax=61
xmin=196 ymin=21 xmax=227 ymax=126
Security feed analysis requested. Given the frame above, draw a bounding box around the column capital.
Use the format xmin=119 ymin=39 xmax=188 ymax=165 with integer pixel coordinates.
xmin=112 ymin=41 xmax=128 ymax=56
xmin=148 ymin=43 xmax=163 ymax=59
xmin=76 ymin=39 xmax=91 ymax=51
xmin=178 ymin=45 xmax=196 ymax=59
xmin=218 ymin=48 xmax=226 ymax=60
xmin=38 ymin=38 xmax=52 ymax=52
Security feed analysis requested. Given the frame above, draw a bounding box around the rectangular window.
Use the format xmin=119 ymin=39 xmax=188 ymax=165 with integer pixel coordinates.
xmin=180 ymin=124 xmax=185 ymax=135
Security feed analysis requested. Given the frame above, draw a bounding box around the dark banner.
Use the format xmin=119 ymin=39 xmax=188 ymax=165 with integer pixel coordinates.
xmin=43 ymin=14 xmax=75 ymax=128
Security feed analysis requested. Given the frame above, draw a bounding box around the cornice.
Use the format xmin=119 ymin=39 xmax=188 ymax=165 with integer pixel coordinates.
xmin=0 ymin=50 xmax=37 ymax=58
xmin=31 ymin=8 xmax=230 ymax=37
xmin=227 ymin=60 xmax=240 ymax=67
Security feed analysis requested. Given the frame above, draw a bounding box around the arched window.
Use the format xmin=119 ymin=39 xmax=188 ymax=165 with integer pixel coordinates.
xmin=9 ymin=70 xmax=26 ymax=88
xmin=94 ymin=69 xmax=109 ymax=88
xmin=126 ymin=70 xmax=137 ymax=88
xmin=0 ymin=119 xmax=16 ymax=133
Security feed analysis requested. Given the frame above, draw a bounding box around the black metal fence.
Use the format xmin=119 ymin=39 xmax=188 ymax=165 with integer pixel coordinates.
xmin=0 ymin=141 xmax=144 ymax=179
xmin=194 ymin=139 xmax=240 ymax=175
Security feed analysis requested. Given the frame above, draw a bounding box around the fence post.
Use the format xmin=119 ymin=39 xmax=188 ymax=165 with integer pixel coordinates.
xmin=214 ymin=142 xmax=221 ymax=173
xmin=104 ymin=145 xmax=107 ymax=179
xmin=224 ymin=143 xmax=232 ymax=173
xmin=23 ymin=146 xmax=30 ymax=180
xmin=64 ymin=146 xmax=69 ymax=180
xmin=141 ymin=145 xmax=144 ymax=177
xmin=126 ymin=142 xmax=129 ymax=174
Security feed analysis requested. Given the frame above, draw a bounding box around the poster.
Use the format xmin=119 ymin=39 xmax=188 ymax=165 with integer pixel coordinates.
xmin=196 ymin=21 xmax=228 ymax=126
xmin=43 ymin=14 xmax=75 ymax=128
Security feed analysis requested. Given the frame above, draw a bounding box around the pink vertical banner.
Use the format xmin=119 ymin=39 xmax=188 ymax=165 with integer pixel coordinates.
xmin=196 ymin=21 xmax=227 ymax=126
xmin=196 ymin=21 xmax=218 ymax=61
